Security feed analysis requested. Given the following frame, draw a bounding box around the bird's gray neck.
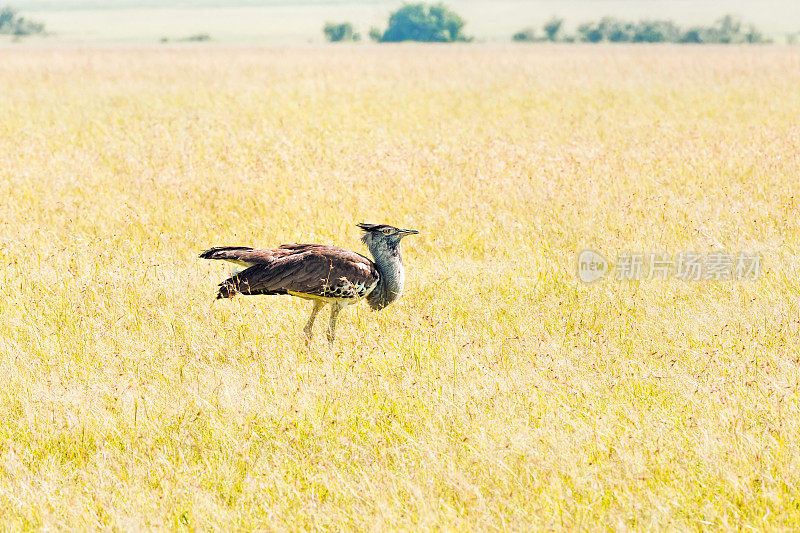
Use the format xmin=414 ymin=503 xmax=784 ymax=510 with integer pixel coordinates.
xmin=364 ymin=238 xmax=405 ymax=310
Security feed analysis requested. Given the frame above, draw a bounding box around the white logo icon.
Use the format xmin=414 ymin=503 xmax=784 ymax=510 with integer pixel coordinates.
xmin=577 ymin=249 xmax=609 ymax=284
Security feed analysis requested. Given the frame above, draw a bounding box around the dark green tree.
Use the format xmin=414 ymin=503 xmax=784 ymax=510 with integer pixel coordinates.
xmin=377 ymin=3 xmax=470 ymax=42
xmin=0 ymin=6 xmax=14 ymax=30
xmin=632 ymin=20 xmax=681 ymax=42
xmin=0 ymin=6 xmax=45 ymax=35
xmin=512 ymin=27 xmax=537 ymax=42
xmin=744 ymin=24 xmax=765 ymax=43
xmin=679 ymin=26 xmax=704 ymax=43
xmin=323 ymin=22 xmax=360 ymax=42
xmin=576 ymin=21 xmax=603 ymax=42
xmin=602 ymin=19 xmax=635 ymax=42
xmin=543 ymin=17 xmax=564 ymax=41
xmin=715 ymin=14 xmax=741 ymax=43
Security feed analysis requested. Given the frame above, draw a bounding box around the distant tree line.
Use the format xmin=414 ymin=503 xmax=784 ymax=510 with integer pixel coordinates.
xmin=325 ymin=3 xmax=776 ymax=44
xmin=514 ymin=14 xmax=770 ymax=44
xmin=0 ymin=6 xmax=45 ymax=36
xmin=160 ymin=33 xmax=211 ymax=43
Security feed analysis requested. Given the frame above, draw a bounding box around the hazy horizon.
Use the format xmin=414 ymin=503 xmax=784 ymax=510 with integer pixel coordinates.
xmin=7 ymin=0 xmax=800 ymax=44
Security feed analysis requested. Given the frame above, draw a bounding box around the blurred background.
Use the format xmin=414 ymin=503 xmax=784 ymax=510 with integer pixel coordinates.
xmin=5 ymin=0 xmax=800 ymax=45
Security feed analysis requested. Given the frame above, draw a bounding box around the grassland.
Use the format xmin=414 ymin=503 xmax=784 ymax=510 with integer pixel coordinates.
xmin=1 ymin=44 xmax=799 ymax=530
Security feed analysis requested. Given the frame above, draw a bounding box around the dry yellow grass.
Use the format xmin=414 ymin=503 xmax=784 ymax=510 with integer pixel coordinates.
xmin=1 ymin=44 xmax=800 ymax=530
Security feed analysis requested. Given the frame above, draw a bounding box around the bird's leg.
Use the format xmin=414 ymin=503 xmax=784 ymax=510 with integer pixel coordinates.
xmin=303 ymin=300 xmax=325 ymax=340
xmin=326 ymin=302 xmax=345 ymax=344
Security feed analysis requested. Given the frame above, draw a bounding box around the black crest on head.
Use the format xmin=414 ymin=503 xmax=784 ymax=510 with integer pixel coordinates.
xmin=357 ymin=223 xmax=392 ymax=232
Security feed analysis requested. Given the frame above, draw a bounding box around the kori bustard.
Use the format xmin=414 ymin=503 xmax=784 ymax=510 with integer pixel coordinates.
xmin=200 ymin=223 xmax=418 ymax=342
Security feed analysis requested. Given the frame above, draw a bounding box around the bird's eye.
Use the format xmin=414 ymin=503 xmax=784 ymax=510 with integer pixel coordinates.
xmin=381 ymin=228 xmax=393 ymax=235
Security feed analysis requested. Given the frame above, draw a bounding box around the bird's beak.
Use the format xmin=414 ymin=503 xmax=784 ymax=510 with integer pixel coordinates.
xmin=398 ymin=228 xmax=419 ymax=236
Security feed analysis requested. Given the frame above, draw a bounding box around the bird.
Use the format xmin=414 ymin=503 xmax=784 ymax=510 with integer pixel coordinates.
xmin=199 ymin=223 xmax=419 ymax=342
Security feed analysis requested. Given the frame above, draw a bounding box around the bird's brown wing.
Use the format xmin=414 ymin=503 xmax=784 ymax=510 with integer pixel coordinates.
xmin=199 ymin=246 xmax=294 ymax=265
xmin=205 ymin=244 xmax=380 ymax=300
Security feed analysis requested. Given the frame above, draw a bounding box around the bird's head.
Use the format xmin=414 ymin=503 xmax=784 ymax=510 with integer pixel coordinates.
xmin=357 ymin=223 xmax=418 ymax=249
